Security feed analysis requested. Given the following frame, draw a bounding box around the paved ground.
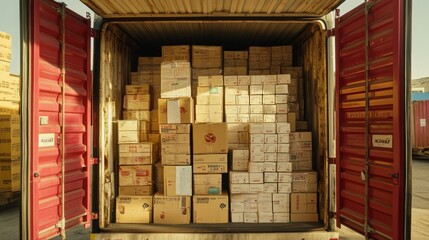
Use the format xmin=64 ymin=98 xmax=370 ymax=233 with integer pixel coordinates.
xmin=1 ymin=159 xmax=428 ymax=240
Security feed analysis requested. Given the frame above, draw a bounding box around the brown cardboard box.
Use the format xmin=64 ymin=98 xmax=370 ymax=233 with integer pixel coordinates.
xmin=193 ymin=123 xmax=228 ymax=154
xmin=273 ymin=193 xmax=290 ymax=213
xmin=290 ymin=193 xmax=317 ymax=214
xmin=119 ymin=165 xmax=152 ymax=186
xmin=193 ymin=193 xmax=229 ymax=223
xmin=117 ymin=131 xmax=139 ymax=143
xmin=158 ymin=98 xmax=194 ymax=124
xmin=153 ymin=194 xmax=191 ymax=224
xmin=116 ymin=195 xmax=153 ymax=223
xmin=192 ymin=68 xmax=223 ymax=80
xmin=0 ymin=100 xmax=19 ymax=114
xmin=118 ymin=186 xmax=153 ymax=195
xmin=292 ymin=171 xmax=317 ymax=192
xmin=0 ymin=74 xmax=20 ymax=101
xmin=161 ymin=154 xmax=191 ymax=165
xmin=0 ymin=114 xmax=20 ymax=160
xmin=0 ymin=160 xmax=20 ymax=191
xmin=194 ymin=174 xmax=222 ymax=195
xmin=159 ymin=124 xmax=191 ymax=134
xmin=123 ymin=110 xmax=151 ymax=121
xmin=290 ymin=213 xmax=318 ymax=222
xmin=160 ymin=61 xmax=191 ymax=98
xmin=164 ymin=166 xmax=192 ymax=196
xmin=119 ymin=143 xmax=153 ymax=165
xmin=123 ymin=94 xmax=151 ymax=110
xmin=193 ymin=154 xmax=228 ymax=173
xmin=162 ymin=45 xmax=190 ymax=62
xmin=0 ymin=31 xmax=12 ymax=63
xmin=192 ymin=45 xmax=222 ymax=68
xmin=125 ymin=84 xmax=150 ymax=95
xmin=138 ymin=56 xmax=162 ymax=65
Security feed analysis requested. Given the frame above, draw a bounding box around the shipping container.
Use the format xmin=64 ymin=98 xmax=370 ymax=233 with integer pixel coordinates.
xmin=19 ymin=0 xmax=412 ymax=239
xmin=411 ymin=100 xmax=429 ymax=157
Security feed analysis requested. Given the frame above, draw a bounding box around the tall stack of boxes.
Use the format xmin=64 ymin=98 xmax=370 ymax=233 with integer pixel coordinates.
xmin=0 ymin=31 xmax=20 ymax=193
xmin=191 ymin=46 xmax=223 ymax=101
xmin=154 ymin=56 xmax=193 ymax=224
xmin=0 ymin=114 xmax=20 ymax=192
xmin=290 ymin=132 xmax=317 ymax=222
xmin=248 ymin=47 xmax=271 ymax=75
xmin=116 ymin=120 xmax=155 ymax=223
xmin=270 ymin=46 xmax=293 ymax=74
xmin=229 ymin=122 xmax=292 ymax=223
xmin=192 ymin=123 xmax=229 ymax=223
xmin=223 ymin=51 xmax=248 ymax=76
xmin=195 ymin=75 xmax=224 ymax=123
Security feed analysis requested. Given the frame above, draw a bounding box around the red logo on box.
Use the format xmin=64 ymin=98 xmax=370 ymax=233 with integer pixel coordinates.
xmin=204 ymin=133 xmax=216 ymax=143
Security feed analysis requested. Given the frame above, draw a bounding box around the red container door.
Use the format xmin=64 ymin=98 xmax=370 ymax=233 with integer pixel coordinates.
xmin=27 ymin=0 xmax=92 ymax=239
xmin=335 ymin=0 xmax=410 ymax=239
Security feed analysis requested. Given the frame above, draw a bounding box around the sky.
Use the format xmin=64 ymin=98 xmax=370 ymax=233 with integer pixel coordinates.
xmin=0 ymin=0 xmax=428 ymax=80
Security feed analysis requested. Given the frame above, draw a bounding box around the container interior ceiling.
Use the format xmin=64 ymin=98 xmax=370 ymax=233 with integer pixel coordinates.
xmin=99 ymin=20 xmax=328 ymax=230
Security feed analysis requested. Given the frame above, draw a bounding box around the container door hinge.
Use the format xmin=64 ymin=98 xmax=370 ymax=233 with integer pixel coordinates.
xmin=391 ymin=172 xmax=400 ymax=185
xmin=91 ymin=212 xmax=99 ymax=220
xmin=91 ymin=28 xmax=99 ymax=38
xmin=326 ymin=29 xmax=335 ymax=38
xmin=328 ymin=211 xmax=336 ymax=218
xmin=91 ymin=158 xmax=98 ymax=165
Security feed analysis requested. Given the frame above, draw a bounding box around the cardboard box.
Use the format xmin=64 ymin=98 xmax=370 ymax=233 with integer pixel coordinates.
xmin=224 ymin=76 xmax=238 ymax=85
xmin=292 ymin=160 xmax=313 ymax=171
xmin=278 ymin=134 xmax=290 ymax=144
xmin=273 ymin=193 xmax=290 ymax=213
xmin=290 ymin=193 xmax=317 ymax=213
xmin=0 ymin=114 xmax=20 ymax=160
xmin=274 ymin=212 xmax=290 ymax=223
xmin=231 ymin=212 xmax=244 ymax=223
xmin=264 ymin=144 xmax=278 ymax=153
xmin=278 ymin=182 xmax=292 ymax=193
xmin=0 ymin=31 xmax=12 ymax=63
xmin=193 ymin=194 xmax=229 ymax=223
xmin=193 ymin=154 xmax=228 ymax=173
xmin=161 ymin=154 xmax=191 ymax=165
xmin=198 ymin=75 xmax=223 ymax=87
xmin=290 ymin=213 xmax=318 ymax=222
xmin=118 ymin=186 xmax=153 ymax=196
xmin=119 ymin=143 xmax=153 ymax=165
xmin=119 ymin=165 xmax=152 ymax=186
xmin=230 ymin=183 xmax=250 ymax=194
xmin=116 ymin=196 xmax=153 ymax=223
xmin=231 ymin=158 xmax=249 ymax=171
xmin=0 ymin=160 xmax=20 ymax=191
xmin=123 ymin=94 xmax=151 ymax=110
xmin=158 ymin=98 xmax=194 ymax=124
xmin=264 ymin=153 xmax=277 ymax=162
xmin=249 ymin=183 xmax=264 ymax=193
xmin=249 ymin=114 xmax=263 ymax=123
xmin=289 ymin=151 xmax=312 ymax=161
xmin=263 ymin=105 xmax=277 ymax=114
xmin=244 ymin=212 xmax=258 ymax=223
xmin=192 ymin=45 xmax=222 ymax=68
xmin=138 ymin=57 xmax=162 ymax=65
xmin=249 ymin=123 xmax=276 ymax=134
xmin=248 ymin=172 xmax=263 ymax=184
xmin=290 ymin=132 xmax=312 ymax=142
xmin=292 ymin=171 xmax=318 ymax=192
xmin=125 ymin=84 xmax=150 ymax=95
xmin=264 ymin=172 xmax=278 ymax=183
xmin=264 ymin=183 xmax=277 ymax=193
xmin=161 ymin=143 xmax=191 ymax=155
xmin=160 ymin=61 xmax=191 ymax=98
xmin=159 ymin=124 xmax=191 ymax=134
xmin=117 ymin=130 xmax=139 ymax=143
xmin=276 ymin=123 xmax=291 ymax=133
xmin=277 ymin=162 xmax=292 ymax=172
xmin=194 ymin=174 xmax=222 ymax=195
xmin=237 ymin=75 xmax=251 ymax=85
xmin=263 ymin=162 xmax=277 ymax=172
xmin=250 ymin=105 xmax=263 ymax=114
xmin=276 ymin=95 xmax=288 ymax=104
xmin=162 ymin=45 xmax=190 ymax=62
xmin=123 ymin=110 xmax=151 ymax=121
xmin=278 ymin=172 xmax=292 ymax=183
xmin=193 ymin=123 xmax=228 ymax=154
xmin=248 ymin=162 xmax=264 ymax=172
xmin=230 ymin=171 xmax=249 ymax=184
xmin=259 ymin=212 xmax=273 ymax=223
xmin=224 ymin=51 xmax=248 ymax=60
xmin=223 ymin=67 xmax=248 ymax=75
xmin=153 ymin=194 xmax=191 ymax=224
xmin=164 ymin=166 xmax=192 ymax=196
xmin=290 ymin=141 xmax=312 ymax=151
xmin=192 ymin=68 xmax=222 ymax=80
xmin=249 ymin=85 xmax=263 ymax=95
